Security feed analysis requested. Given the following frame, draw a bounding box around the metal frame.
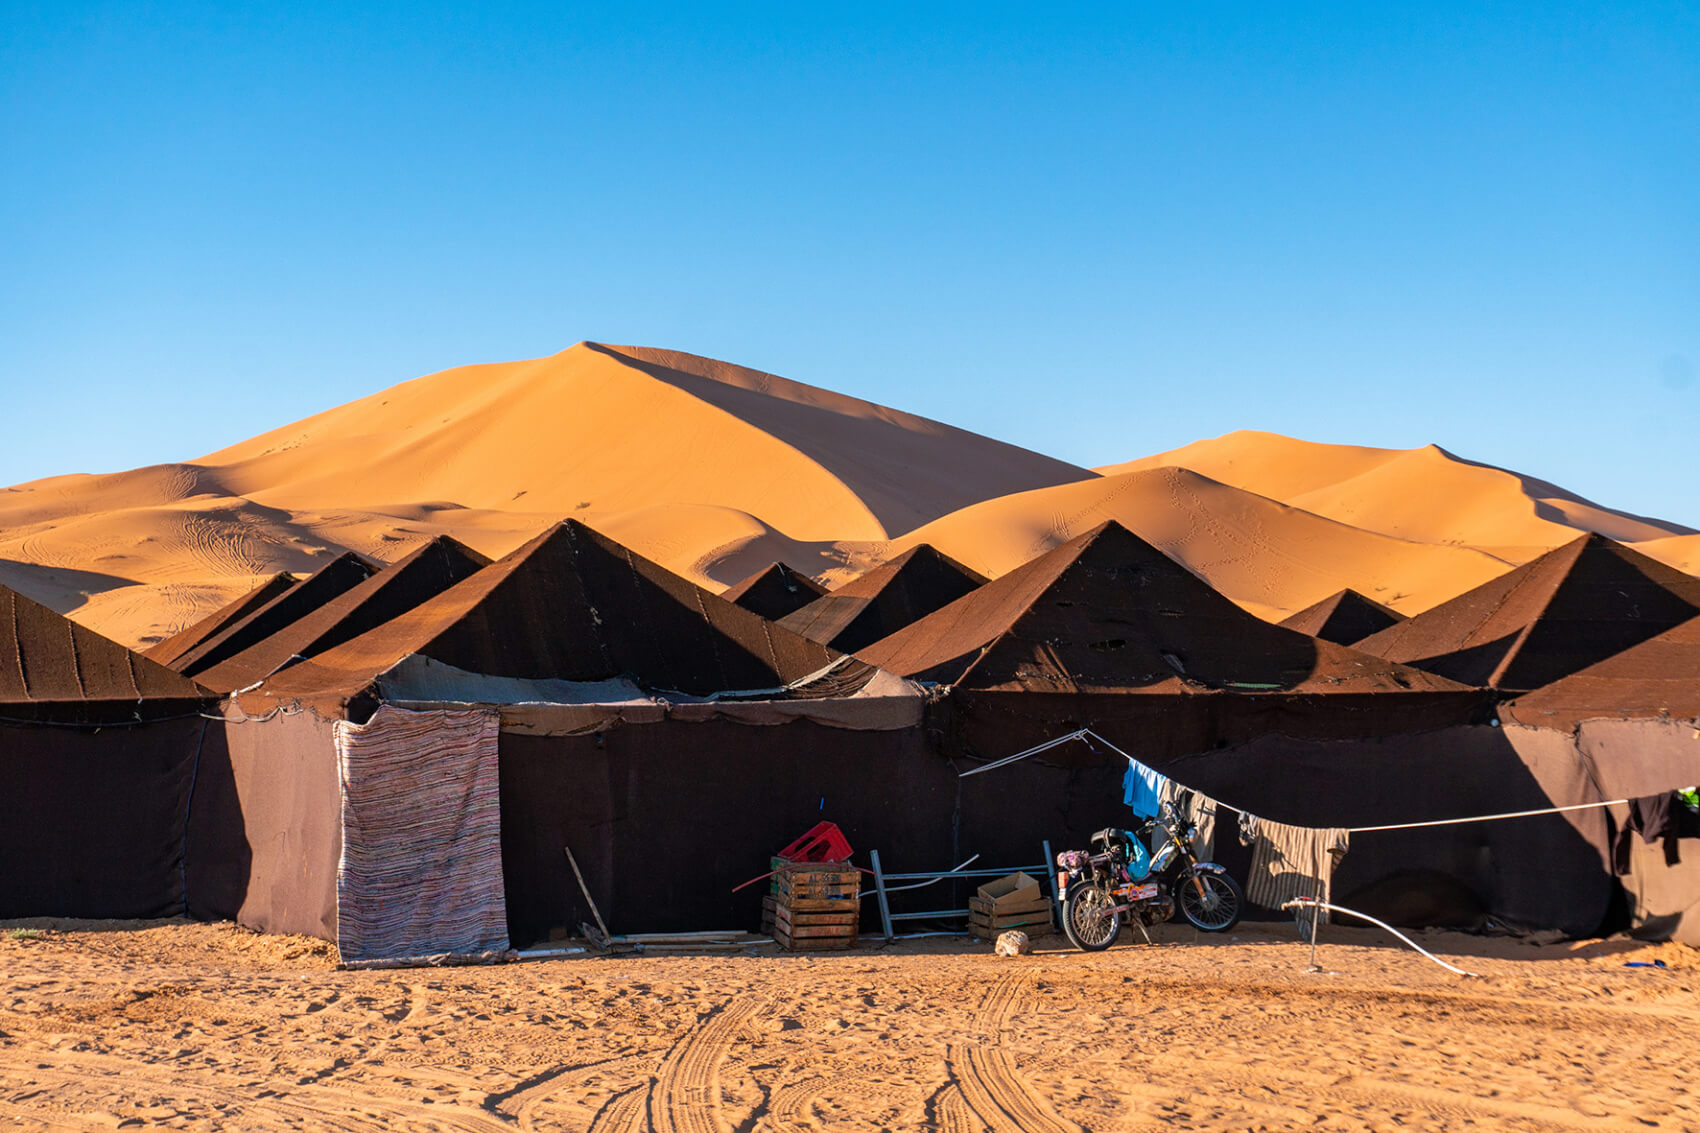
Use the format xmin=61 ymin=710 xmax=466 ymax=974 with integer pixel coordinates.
xmin=868 ymin=841 xmax=1055 ymax=941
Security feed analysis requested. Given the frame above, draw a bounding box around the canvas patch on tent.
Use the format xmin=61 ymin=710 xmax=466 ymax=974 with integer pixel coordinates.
xmin=334 ymin=706 xmax=508 ymax=962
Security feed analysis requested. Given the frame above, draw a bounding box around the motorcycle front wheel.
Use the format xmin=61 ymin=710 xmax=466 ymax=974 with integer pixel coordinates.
xmin=1176 ymin=868 xmax=1243 ymax=932
xmin=1062 ymin=885 xmax=1122 ymax=951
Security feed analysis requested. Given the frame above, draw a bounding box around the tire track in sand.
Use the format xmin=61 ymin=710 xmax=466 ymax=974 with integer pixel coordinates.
xmin=586 ymin=1082 xmax=650 ymax=1132
xmin=647 ymin=995 xmax=764 ymax=1133
xmin=483 ymin=1053 xmax=647 ymax=1132
xmin=943 ymin=971 xmax=1081 ymax=1133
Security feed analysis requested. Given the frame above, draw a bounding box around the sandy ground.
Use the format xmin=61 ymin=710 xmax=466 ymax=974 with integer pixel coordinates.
xmin=2 ymin=919 xmax=1695 ymax=1131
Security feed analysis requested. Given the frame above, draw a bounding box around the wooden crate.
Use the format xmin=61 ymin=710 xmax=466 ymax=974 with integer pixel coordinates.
xmin=760 ymin=895 xmax=776 ymax=934
xmin=968 ymin=894 xmax=1054 ymax=940
xmin=771 ymin=865 xmax=859 ymax=951
xmin=775 ymin=865 xmax=860 ymax=904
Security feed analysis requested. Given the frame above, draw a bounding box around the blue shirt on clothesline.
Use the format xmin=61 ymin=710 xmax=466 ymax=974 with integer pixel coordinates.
xmin=1122 ymin=759 xmax=1165 ymax=820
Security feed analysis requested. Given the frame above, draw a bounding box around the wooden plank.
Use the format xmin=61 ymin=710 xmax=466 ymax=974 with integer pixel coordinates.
xmin=969 ymin=895 xmax=1052 ymax=917
xmin=775 ymin=896 xmax=858 ymax=913
xmin=776 ymin=906 xmax=858 ymax=929
xmin=777 ymin=878 xmax=860 ymax=900
xmin=773 ymin=927 xmax=857 ymax=951
xmin=969 ymin=911 xmax=1053 ymax=934
xmin=970 ymin=910 xmax=1053 ymax=928
xmin=780 ymin=923 xmax=858 ymax=940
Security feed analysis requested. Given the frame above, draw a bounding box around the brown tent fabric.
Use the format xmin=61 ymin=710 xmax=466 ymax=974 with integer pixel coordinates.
xmin=1500 ymin=614 xmax=1700 ymax=729
xmin=720 ymin=561 xmax=827 ymax=621
xmin=0 ymin=716 xmax=209 ymax=919
xmin=167 ymin=552 xmax=376 ymax=680
xmin=498 ymin=720 xmax=964 ymax=942
xmin=0 ymin=586 xmax=214 ymax=919
xmin=1279 ymin=588 xmax=1406 ymax=645
xmin=144 ymin=572 xmax=300 ymax=667
xmin=185 ymin=710 xmax=342 ymax=938
xmin=777 ymin=544 xmax=987 ymax=653
xmin=251 ymin=520 xmax=848 ymax=713
xmin=1159 ymin=725 xmax=1616 ymax=937
xmin=1354 ymin=534 xmax=1700 ymax=693
xmin=193 ymin=537 xmax=490 ymax=693
xmin=857 ymin=521 xmax=1472 ymax=697
xmin=0 ymin=584 xmax=208 ymax=721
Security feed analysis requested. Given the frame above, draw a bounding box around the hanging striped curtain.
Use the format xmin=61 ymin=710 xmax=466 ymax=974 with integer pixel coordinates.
xmin=334 ymin=706 xmax=508 ymax=963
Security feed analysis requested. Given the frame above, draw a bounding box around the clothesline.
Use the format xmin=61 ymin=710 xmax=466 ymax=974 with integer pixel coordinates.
xmin=959 ymin=728 xmax=1632 ymax=834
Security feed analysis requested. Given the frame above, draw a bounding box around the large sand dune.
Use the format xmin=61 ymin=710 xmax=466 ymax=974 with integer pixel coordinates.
xmin=0 ymin=343 xmax=1090 ymax=645
xmin=1108 ymin=431 xmax=1690 ymax=553
xmin=1 ymin=345 xmax=1691 ymax=647
xmin=869 ymin=465 xmax=1514 ymax=620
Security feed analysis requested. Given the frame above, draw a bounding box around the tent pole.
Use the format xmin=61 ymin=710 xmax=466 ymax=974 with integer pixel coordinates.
xmin=564 ymin=845 xmax=610 ymax=947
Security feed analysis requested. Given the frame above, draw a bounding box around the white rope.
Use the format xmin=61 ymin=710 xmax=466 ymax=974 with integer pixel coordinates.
xmin=957 ymin=729 xmax=1089 ymax=777
xmin=959 ymin=727 xmax=1632 ymax=833
xmin=1283 ymin=898 xmax=1478 ymax=977
xmin=1347 ymin=797 xmax=1630 ymax=833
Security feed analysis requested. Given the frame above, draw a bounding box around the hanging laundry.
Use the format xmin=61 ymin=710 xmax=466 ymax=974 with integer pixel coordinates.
xmin=1241 ymin=818 xmax=1350 ymax=923
xmin=1122 ymin=759 xmax=1166 ymax=820
xmin=1159 ymin=779 xmax=1218 ymax=858
xmin=1238 ymin=812 xmax=1260 ymax=847
xmin=1613 ymin=792 xmax=1700 ymax=873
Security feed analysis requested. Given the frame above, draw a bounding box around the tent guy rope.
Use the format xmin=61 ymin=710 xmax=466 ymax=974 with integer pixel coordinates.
xmin=960 ymin=728 xmax=1630 ymax=833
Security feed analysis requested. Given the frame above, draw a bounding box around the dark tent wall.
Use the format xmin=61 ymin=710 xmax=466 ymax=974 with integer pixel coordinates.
xmin=942 ymin=689 xmax=1495 ymax=772
xmin=1162 ymin=726 xmax=1613 ymax=937
xmin=497 ymin=719 xmax=956 ymax=944
xmin=1516 ymin=718 xmax=1700 ymax=945
xmin=493 ymin=693 xmax=1500 ymax=945
xmin=186 ymin=710 xmax=342 ymax=939
xmin=0 ymin=716 xmax=208 ymax=919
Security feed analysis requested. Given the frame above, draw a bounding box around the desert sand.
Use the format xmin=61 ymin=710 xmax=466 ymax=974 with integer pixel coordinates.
xmin=1 ymin=918 xmax=1694 ymax=1131
xmin=871 ymin=466 xmax=1514 ymax=621
xmin=0 ymin=345 xmax=1691 ymax=648
xmin=1107 ymin=431 xmax=1688 ymax=561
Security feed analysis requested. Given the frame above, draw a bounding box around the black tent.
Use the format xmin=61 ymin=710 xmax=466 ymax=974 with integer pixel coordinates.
xmin=1354 ymin=534 xmax=1700 ymax=692
xmin=0 ymin=583 xmax=216 ymax=919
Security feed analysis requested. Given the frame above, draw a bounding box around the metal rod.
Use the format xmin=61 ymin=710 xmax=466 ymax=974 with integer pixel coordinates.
xmin=872 ymin=855 xmax=981 ymax=895
xmin=1041 ymin=839 xmax=1056 ymax=932
xmin=1305 ymin=884 xmax=1321 ymax=972
xmin=875 ymin=866 xmax=1041 ymax=880
xmin=871 ymin=849 xmax=895 ymax=942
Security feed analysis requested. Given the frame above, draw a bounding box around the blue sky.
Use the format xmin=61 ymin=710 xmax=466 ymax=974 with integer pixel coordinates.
xmin=4 ymin=2 xmax=1696 ymax=527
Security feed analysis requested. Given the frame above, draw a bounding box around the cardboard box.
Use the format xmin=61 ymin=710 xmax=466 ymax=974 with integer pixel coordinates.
xmin=976 ymin=871 xmax=1042 ymax=911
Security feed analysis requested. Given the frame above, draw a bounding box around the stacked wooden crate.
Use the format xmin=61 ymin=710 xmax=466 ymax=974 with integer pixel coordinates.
xmin=968 ymin=871 xmax=1053 ymax=940
xmin=772 ymin=862 xmax=860 ymax=951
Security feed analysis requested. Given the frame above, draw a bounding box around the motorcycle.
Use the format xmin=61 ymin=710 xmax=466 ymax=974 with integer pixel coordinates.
xmin=1056 ymin=800 xmax=1244 ymax=950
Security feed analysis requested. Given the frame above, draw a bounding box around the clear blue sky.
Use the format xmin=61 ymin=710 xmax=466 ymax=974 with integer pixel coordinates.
xmin=4 ymin=2 xmax=1696 ymax=527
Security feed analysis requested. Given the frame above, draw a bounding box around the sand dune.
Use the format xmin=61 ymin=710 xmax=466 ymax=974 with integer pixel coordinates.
xmin=874 ymin=466 xmax=1512 ymax=620
xmin=1 ymin=346 xmax=1691 ymax=647
xmin=1107 ymin=431 xmax=1691 ymax=555
xmin=1637 ymin=533 xmax=1700 ymax=576
xmin=0 ymin=344 xmax=1088 ymax=645
xmin=203 ymin=342 xmax=1093 ymax=542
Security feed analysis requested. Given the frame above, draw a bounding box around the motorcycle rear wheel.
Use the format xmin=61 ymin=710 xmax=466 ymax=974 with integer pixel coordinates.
xmin=1063 ymin=885 xmax=1122 ymax=951
xmin=1177 ymin=869 xmax=1243 ymax=932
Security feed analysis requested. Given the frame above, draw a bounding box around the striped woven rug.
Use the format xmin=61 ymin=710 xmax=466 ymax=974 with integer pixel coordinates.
xmin=335 ymin=706 xmax=509 ymax=963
